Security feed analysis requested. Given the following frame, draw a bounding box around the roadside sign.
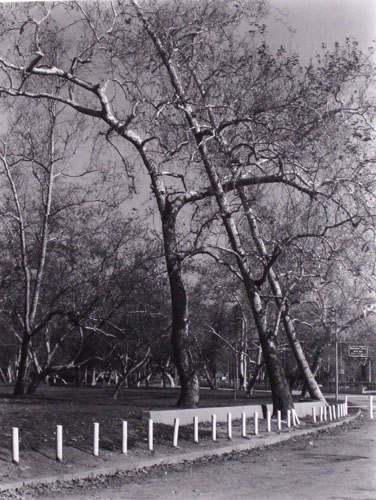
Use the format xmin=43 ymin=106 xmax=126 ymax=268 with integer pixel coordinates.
xmin=348 ymin=345 xmax=369 ymax=358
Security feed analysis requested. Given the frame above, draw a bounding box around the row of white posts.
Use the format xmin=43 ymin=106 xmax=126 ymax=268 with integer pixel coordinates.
xmin=12 ymin=397 xmax=369 ymax=466
xmin=312 ymin=402 xmax=348 ymax=424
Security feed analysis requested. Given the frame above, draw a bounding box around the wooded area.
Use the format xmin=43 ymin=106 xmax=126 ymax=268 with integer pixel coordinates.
xmin=0 ymin=0 xmax=375 ymax=415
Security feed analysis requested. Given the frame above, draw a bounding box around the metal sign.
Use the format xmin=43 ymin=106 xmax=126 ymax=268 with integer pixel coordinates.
xmin=348 ymin=345 xmax=369 ymax=358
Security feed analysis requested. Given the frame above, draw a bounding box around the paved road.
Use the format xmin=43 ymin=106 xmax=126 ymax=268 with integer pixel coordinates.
xmin=32 ymin=415 xmax=376 ymax=500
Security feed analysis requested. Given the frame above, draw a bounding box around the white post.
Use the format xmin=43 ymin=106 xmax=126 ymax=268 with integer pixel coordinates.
xmin=193 ymin=416 xmax=199 ymax=443
xmin=56 ymin=425 xmax=63 ymax=462
xmin=328 ymin=406 xmax=333 ymax=421
xmin=173 ymin=418 xmax=179 ymax=447
xmin=333 ymin=405 xmax=336 ymax=419
xmin=122 ymin=421 xmax=128 ymax=454
xmin=267 ymin=411 xmax=271 ymax=432
xmin=12 ymin=427 xmax=19 ymax=465
xmin=370 ymin=396 xmax=374 ymax=420
xmin=312 ymin=407 xmax=316 ymax=423
xmin=337 ymin=404 xmax=340 ymax=418
xmin=287 ymin=410 xmax=291 ymax=428
xmin=324 ymin=406 xmax=327 ymax=421
xmin=254 ymin=412 xmax=258 ymax=435
xmin=241 ymin=412 xmax=246 ymax=438
xmin=292 ymin=409 xmax=300 ymax=426
xmin=345 ymin=395 xmax=348 ymax=415
xmin=320 ymin=406 xmax=324 ymax=422
xmin=211 ymin=414 xmax=217 ymax=442
xmin=227 ymin=413 xmax=232 ymax=439
xmin=93 ymin=422 xmax=99 ymax=457
xmin=277 ymin=410 xmax=281 ymax=431
xmin=148 ymin=419 xmax=153 ymax=451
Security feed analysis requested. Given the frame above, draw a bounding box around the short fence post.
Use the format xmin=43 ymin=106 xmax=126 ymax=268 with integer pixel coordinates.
xmin=345 ymin=395 xmax=348 ymax=415
xmin=173 ymin=418 xmax=179 ymax=447
xmin=277 ymin=410 xmax=281 ymax=431
xmin=333 ymin=405 xmax=336 ymax=419
xmin=292 ymin=409 xmax=300 ymax=426
xmin=241 ymin=412 xmax=246 ymax=438
xmin=320 ymin=406 xmax=324 ymax=422
xmin=324 ymin=406 xmax=327 ymax=421
xmin=370 ymin=396 xmax=374 ymax=420
xmin=148 ymin=419 xmax=153 ymax=451
xmin=211 ymin=414 xmax=217 ymax=442
xmin=254 ymin=412 xmax=258 ymax=435
xmin=193 ymin=416 xmax=199 ymax=443
xmin=312 ymin=407 xmax=316 ymax=424
xmin=93 ymin=422 xmax=99 ymax=457
xmin=287 ymin=410 xmax=291 ymax=428
xmin=267 ymin=411 xmax=271 ymax=432
xmin=122 ymin=420 xmax=128 ymax=454
xmin=227 ymin=413 xmax=232 ymax=440
xmin=328 ymin=406 xmax=333 ymax=421
xmin=12 ymin=427 xmax=19 ymax=465
xmin=56 ymin=425 xmax=63 ymax=462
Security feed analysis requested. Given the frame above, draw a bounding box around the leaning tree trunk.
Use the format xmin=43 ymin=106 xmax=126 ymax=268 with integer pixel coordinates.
xmin=238 ymin=187 xmax=326 ymax=403
xmin=162 ymin=202 xmax=199 ymax=407
xmin=301 ymin=348 xmax=323 ymax=398
xmin=246 ymin=284 xmax=294 ymax=416
xmin=13 ymin=333 xmax=31 ymax=396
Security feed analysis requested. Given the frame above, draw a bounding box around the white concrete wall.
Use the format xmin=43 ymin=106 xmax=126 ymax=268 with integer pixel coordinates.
xmin=142 ymin=401 xmax=324 ymax=426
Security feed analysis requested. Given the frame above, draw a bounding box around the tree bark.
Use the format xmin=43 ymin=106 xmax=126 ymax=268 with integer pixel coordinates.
xmin=162 ymin=201 xmax=199 ymax=407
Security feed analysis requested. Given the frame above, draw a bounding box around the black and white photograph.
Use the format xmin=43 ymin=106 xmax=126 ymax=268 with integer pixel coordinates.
xmin=0 ymin=1 xmax=375 ymax=499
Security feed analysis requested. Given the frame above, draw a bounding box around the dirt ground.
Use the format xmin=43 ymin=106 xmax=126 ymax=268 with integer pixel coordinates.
xmin=9 ymin=415 xmax=374 ymax=500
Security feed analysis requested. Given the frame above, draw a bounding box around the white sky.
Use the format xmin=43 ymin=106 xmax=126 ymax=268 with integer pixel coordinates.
xmin=267 ymin=0 xmax=376 ymax=61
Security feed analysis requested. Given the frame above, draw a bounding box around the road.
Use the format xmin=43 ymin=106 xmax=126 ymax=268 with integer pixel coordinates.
xmin=29 ymin=413 xmax=375 ymax=500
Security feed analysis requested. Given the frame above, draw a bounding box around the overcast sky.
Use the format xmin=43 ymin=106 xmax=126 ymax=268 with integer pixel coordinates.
xmin=267 ymin=0 xmax=376 ymax=62
xmin=1 ymin=0 xmax=375 ymax=61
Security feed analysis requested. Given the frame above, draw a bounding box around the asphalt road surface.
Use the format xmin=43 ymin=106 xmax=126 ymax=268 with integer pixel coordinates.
xmin=29 ymin=414 xmax=376 ymax=500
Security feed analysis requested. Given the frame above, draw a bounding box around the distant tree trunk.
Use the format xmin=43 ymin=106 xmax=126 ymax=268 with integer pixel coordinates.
xmin=26 ymin=368 xmax=52 ymax=395
xmin=113 ymin=349 xmax=151 ymax=399
xmin=247 ymin=347 xmax=263 ymax=396
xmin=203 ymin=365 xmax=216 ymax=390
xmin=13 ymin=333 xmax=31 ymax=395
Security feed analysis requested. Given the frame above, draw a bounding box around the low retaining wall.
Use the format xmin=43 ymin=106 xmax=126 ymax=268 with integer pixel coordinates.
xmin=142 ymin=401 xmax=325 ymax=425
